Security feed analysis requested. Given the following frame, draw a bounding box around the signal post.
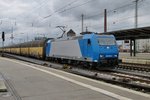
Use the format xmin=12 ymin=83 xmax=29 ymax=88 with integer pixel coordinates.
xmin=1 ymin=31 xmax=5 ymax=56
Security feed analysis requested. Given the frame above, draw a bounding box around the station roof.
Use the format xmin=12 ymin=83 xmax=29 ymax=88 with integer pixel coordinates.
xmin=98 ymin=26 xmax=150 ymax=40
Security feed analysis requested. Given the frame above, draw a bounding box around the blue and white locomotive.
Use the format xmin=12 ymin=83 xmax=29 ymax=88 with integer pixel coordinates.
xmin=1 ymin=32 xmax=118 ymax=69
xmin=46 ymin=33 xmax=118 ymax=68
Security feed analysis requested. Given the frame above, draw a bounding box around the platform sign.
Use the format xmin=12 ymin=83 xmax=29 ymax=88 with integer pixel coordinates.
xmin=123 ymin=40 xmax=130 ymax=49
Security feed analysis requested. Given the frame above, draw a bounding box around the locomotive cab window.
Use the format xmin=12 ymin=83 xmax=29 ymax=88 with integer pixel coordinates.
xmin=98 ymin=38 xmax=116 ymax=45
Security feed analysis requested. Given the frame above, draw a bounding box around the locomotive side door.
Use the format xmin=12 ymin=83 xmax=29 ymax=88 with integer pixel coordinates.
xmin=84 ymin=39 xmax=92 ymax=58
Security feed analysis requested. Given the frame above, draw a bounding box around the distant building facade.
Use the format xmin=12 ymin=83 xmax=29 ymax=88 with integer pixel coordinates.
xmin=61 ymin=29 xmax=76 ymax=39
xmin=136 ymin=39 xmax=150 ymax=53
xmin=120 ymin=39 xmax=150 ymax=53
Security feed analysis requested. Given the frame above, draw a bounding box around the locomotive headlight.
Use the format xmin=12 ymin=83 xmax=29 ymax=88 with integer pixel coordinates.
xmin=100 ymin=55 xmax=104 ymax=58
xmin=114 ymin=55 xmax=118 ymax=57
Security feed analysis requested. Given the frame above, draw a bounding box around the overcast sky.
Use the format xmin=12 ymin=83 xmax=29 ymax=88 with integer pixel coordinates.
xmin=0 ymin=0 xmax=150 ymax=45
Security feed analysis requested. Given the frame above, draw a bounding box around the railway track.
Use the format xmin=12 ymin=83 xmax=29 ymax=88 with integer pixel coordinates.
xmin=2 ymin=53 xmax=150 ymax=93
xmin=68 ymin=68 xmax=150 ymax=93
xmin=113 ymin=63 xmax=150 ymax=79
xmin=118 ymin=63 xmax=150 ymax=72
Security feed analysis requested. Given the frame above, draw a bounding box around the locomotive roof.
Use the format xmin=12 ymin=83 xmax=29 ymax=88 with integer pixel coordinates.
xmin=52 ymin=34 xmax=114 ymax=42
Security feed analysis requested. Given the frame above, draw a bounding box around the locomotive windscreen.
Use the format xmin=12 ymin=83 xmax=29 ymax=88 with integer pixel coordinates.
xmin=98 ymin=38 xmax=116 ymax=45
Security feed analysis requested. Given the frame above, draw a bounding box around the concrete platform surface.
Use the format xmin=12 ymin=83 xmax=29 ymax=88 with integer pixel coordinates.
xmin=0 ymin=57 xmax=150 ymax=100
xmin=119 ymin=53 xmax=150 ymax=64
xmin=119 ymin=53 xmax=150 ymax=60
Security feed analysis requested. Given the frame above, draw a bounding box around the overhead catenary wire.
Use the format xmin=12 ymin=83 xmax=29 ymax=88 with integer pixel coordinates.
xmin=44 ymin=0 xmax=79 ymax=19
xmin=85 ymin=2 xmax=135 ymax=20
xmin=44 ymin=0 xmax=97 ymax=19
xmin=56 ymin=0 xmax=146 ymax=26
xmin=85 ymin=0 xmax=145 ymax=20
xmin=22 ymin=0 xmax=50 ymax=19
xmin=23 ymin=0 xmax=145 ymax=29
xmin=82 ymin=0 xmax=146 ymax=32
xmin=5 ymin=0 xmax=149 ymax=38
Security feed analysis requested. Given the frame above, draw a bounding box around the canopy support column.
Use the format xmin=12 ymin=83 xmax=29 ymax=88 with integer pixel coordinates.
xmin=133 ymin=39 xmax=136 ymax=56
xmin=130 ymin=39 xmax=133 ymax=56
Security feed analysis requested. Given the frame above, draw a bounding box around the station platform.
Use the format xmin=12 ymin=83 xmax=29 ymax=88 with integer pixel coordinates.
xmin=0 ymin=57 xmax=150 ymax=100
xmin=119 ymin=53 xmax=150 ymax=64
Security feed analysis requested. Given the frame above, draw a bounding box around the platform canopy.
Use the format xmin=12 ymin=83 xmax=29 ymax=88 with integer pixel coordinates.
xmin=99 ymin=26 xmax=150 ymax=40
